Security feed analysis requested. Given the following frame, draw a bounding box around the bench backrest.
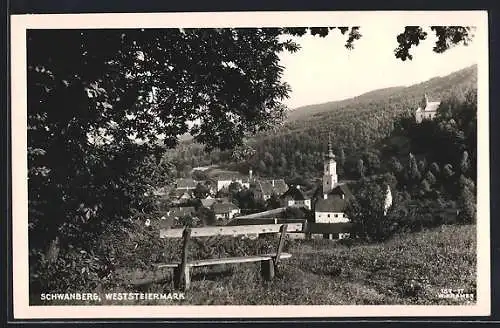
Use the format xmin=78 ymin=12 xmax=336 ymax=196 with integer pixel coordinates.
xmin=159 ymin=222 xmax=304 ymax=239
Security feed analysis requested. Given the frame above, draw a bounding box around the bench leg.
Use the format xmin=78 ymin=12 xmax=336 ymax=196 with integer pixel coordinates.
xmin=184 ymin=266 xmax=191 ymax=290
xmin=173 ymin=266 xmax=191 ymax=291
xmin=261 ymin=259 xmax=275 ymax=281
xmin=173 ymin=267 xmax=181 ymax=290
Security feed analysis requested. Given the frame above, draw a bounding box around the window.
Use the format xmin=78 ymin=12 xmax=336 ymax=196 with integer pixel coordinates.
xmin=327 ymin=214 xmax=330 ymax=218
xmin=334 ymin=214 xmax=338 ymax=218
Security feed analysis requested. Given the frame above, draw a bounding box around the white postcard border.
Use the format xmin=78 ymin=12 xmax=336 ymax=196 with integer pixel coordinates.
xmin=10 ymin=10 xmax=490 ymax=319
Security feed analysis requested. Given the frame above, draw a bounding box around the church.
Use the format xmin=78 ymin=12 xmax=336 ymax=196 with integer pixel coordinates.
xmin=313 ymin=135 xmax=354 ymax=238
xmin=415 ymin=93 xmax=441 ymax=123
xmin=312 ymin=134 xmax=394 ymax=239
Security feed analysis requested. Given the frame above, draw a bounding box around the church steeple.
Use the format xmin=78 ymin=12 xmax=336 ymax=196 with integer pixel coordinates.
xmin=421 ymin=93 xmax=429 ymax=109
xmin=326 ymin=133 xmax=335 ymax=160
xmin=323 ymin=132 xmax=338 ymax=195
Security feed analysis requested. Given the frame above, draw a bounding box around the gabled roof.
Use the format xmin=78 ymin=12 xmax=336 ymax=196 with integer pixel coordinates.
xmin=169 ymin=189 xmax=193 ymax=199
xmin=212 ymin=202 xmax=239 ymax=214
xmin=315 ymin=197 xmax=347 ymax=213
xmin=280 ymin=186 xmax=306 ymax=201
xmin=423 ymin=101 xmax=441 ymax=112
xmin=256 ymin=179 xmax=288 ymax=196
xmin=201 ymin=198 xmax=217 ymax=208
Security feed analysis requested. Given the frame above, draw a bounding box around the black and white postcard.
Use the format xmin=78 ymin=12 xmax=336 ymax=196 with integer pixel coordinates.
xmin=10 ymin=10 xmax=490 ymax=319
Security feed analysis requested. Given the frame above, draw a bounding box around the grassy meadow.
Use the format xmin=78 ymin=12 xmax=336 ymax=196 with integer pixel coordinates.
xmin=101 ymin=224 xmax=476 ymax=306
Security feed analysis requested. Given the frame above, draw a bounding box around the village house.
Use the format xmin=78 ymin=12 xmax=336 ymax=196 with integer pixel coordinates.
xmin=212 ymin=202 xmax=241 ymax=221
xmin=161 ymin=206 xmax=196 ymax=226
xmin=253 ymin=178 xmax=288 ymax=201
xmin=215 ymin=169 xmax=253 ymax=191
xmin=200 ymin=197 xmax=230 ymax=209
xmin=415 ymin=93 xmax=441 ymax=123
xmin=168 ymin=189 xmax=194 ymax=205
xmin=174 ymin=178 xmax=197 ymax=191
xmin=280 ymin=185 xmax=311 ymax=210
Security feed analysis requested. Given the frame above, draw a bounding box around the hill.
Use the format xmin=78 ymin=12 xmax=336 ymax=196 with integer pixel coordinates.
xmin=285 ymin=65 xmax=477 ymax=122
xmin=241 ymin=64 xmax=477 ymax=179
xmin=286 ymin=86 xmax=407 ymax=121
xmin=165 ymin=65 xmax=477 ymax=182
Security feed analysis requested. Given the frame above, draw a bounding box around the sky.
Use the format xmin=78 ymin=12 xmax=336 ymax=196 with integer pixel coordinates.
xmin=279 ymin=25 xmax=480 ymax=109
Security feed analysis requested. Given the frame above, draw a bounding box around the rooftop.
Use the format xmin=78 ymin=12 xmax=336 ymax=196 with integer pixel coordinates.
xmin=315 ymin=197 xmax=348 ymax=213
xmin=281 ymin=185 xmax=306 ymax=201
xmin=212 ymin=202 xmax=240 ymax=214
xmin=256 ymin=179 xmax=288 ymax=196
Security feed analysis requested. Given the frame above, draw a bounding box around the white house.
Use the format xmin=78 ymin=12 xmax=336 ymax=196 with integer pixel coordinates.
xmin=254 ymin=179 xmax=288 ymax=201
xmin=280 ymin=185 xmax=311 ymax=210
xmin=314 ymin=198 xmax=350 ymax=223
xmin=415 ymin=93 xmax=441 ymax=123
xmin=216 ymin=178 xmax=243 ymax=191
xmin=212 ymin=202 xmax=241 ymax=220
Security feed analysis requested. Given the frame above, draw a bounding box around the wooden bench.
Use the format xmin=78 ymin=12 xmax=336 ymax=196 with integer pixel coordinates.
xmin=158 ymin=223 xmax=302 ymax=291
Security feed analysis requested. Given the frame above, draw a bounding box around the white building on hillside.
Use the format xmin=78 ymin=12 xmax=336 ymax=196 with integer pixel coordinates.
xmin=415 ymin=93 xmax=441 ymax=123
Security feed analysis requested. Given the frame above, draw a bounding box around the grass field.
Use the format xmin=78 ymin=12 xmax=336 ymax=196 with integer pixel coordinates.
xmin=103 ymin=224 xmax=476 ymax=305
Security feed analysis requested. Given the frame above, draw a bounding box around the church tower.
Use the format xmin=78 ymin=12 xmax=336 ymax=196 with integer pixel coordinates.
xmin=322 ymin=133 xmax=338 ymax=195
xmin=421 ymin=93 xmax=429 ymax=109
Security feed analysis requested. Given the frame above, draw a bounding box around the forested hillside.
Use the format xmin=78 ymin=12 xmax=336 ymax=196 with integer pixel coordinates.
xmin=167 ymin=64 xmax=477 ymax=183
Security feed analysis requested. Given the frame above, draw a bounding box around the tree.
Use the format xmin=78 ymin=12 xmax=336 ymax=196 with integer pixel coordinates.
xmin=407 ymin=153 xmax=421 ymax=184
xmin=425 ymin=171 xmax=437 ymax=186
xmin=390 ymin=157 xmax=404 ymax=175
xmin=282 ymin=207 xmax=306 ymax=221
xmin=362 ymin=151 xmax=381 ymax=176
xmin=338 ymin=147 xmax=346 ymax=174
xmin=443 ymin=164 xmax=455 ymax=180
xmin=266 ymin=194 xmax=281 ymax=210
xmin=394 ymin=26 xmax=474 ymax=61
xmin=196 ymin=207 xmax=217 ymax=226
xmin=192 ymin=170 xmax=209 ymax=181
xmin=460 ymin=150 xmax=470 ymax=175
xmin=345 ymin=179 xmax=400 ymax=242
xmin=430 ymin=162 xmax=441 ymax=177
xmin=193 ymin=183 xmax=210 ymax=199
xmin=357 ymin=158 xmax=366 ymax=178
xmin=457 ymin=175 xmax=476 ymax=223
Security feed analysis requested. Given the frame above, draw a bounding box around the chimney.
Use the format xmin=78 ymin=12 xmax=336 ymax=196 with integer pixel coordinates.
xmin=249 ymin=169 xmax=253 ymax=181
xmin=323 ymin=193 xmax=328 ymax=200
xmin=272 ymin=180 xmax=275 ymax=187
xmin=341 ymin=194 xmax=345 ymax=200
xmin=296 ymin=185 xmax=301 ymax=190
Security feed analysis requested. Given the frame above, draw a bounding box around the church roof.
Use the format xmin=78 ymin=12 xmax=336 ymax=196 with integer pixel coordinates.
xmin=417 ymin=94 xmax=441 ymax=113
xmin=315 ymin=197 xmax=347 ymax=213
xmin=423 ymin=101 xmax=441 ymax=112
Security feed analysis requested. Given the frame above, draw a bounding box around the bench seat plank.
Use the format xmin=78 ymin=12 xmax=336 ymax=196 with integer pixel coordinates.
xmin=155 ymin=252 xmax=292 ymax=269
